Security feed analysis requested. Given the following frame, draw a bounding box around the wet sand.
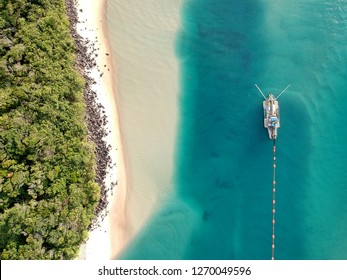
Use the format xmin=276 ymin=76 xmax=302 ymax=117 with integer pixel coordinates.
xmin=106 ymin=0 xmax=183 ymax=257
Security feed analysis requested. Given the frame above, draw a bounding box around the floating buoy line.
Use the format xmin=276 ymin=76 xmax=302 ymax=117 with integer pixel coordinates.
xmin=271 ymin=139 xmax=277 ymax=260
xmin=254 ymin=84 xmax=291 ymax=260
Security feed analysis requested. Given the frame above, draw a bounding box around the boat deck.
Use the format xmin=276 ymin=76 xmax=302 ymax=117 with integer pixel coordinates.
xmin=263 ymin=95 xmax=280 ymax=139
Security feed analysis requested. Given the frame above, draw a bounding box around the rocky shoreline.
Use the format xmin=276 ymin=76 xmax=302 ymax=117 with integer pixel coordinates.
xmin=65 ymin=0 xmax=114 ymax=230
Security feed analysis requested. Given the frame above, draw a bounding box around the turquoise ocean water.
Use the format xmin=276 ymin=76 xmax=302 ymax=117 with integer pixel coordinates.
xmin=111 ymin=0 xmax=347 ymax=259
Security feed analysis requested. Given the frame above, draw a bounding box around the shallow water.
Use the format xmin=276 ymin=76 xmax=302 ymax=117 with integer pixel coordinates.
xmin=111 ymin=0 xmax=347 ymax=259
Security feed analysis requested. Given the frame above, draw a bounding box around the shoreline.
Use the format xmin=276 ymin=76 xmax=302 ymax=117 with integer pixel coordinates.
xmin=97 ymin=1 xmax=129 ymax=260
xmin=105 ymin=0 xmax=183 ymax=258
xmin=67 ymin=0 xmax=184 ymax=259
xmin=65 ymin=0 xmax=125 ymax=259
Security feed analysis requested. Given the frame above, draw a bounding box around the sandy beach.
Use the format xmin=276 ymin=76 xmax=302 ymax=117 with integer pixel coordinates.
xmin=72 ymin=0 xmax=126 ymax=260
xmin=72 ymin=0 xmax=183 ymax=259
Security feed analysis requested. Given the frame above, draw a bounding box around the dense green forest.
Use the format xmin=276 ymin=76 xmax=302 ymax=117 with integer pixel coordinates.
xmin=0 ymin=0 xmax=100 ymax=259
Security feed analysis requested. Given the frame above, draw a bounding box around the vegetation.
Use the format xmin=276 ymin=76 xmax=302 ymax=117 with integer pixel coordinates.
xmin=0 ymin=0 xmax=100 ymax=259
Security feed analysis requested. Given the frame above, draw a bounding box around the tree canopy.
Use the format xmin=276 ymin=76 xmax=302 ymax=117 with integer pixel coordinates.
xmin=0 ymin=0 xmax=100 ymax=259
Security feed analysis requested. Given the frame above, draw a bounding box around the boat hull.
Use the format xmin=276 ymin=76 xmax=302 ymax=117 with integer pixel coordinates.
xmin=263 ymin=94 xmax=280 ymax=140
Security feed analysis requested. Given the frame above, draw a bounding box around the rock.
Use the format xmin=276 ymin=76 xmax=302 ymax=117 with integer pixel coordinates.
xmin=65 ymin=0 xmax=114 ymax=230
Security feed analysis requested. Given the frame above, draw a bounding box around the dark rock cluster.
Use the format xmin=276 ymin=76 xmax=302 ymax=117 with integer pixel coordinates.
xmin=65 ymin=0 xmax=116 ymax=230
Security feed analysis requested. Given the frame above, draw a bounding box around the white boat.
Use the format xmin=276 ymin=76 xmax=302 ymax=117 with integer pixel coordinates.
xmin=255 ymin=84 xmax=291 ymax=140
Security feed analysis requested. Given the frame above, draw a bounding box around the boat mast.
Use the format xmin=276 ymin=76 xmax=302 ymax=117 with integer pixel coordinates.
xmin=275 ymin=84 xmax=291 ymax=100
xmin=254 ymin=84 xmax=267 ymax=100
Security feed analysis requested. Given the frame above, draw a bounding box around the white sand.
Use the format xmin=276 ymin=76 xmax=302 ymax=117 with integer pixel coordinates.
xmin=106 ymin=0 xmax=183 ymax=257
xmin=74 ymin=0 xmax=183 ymax=259
xmin=75 ymin=0 xmax=126 ymax=260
